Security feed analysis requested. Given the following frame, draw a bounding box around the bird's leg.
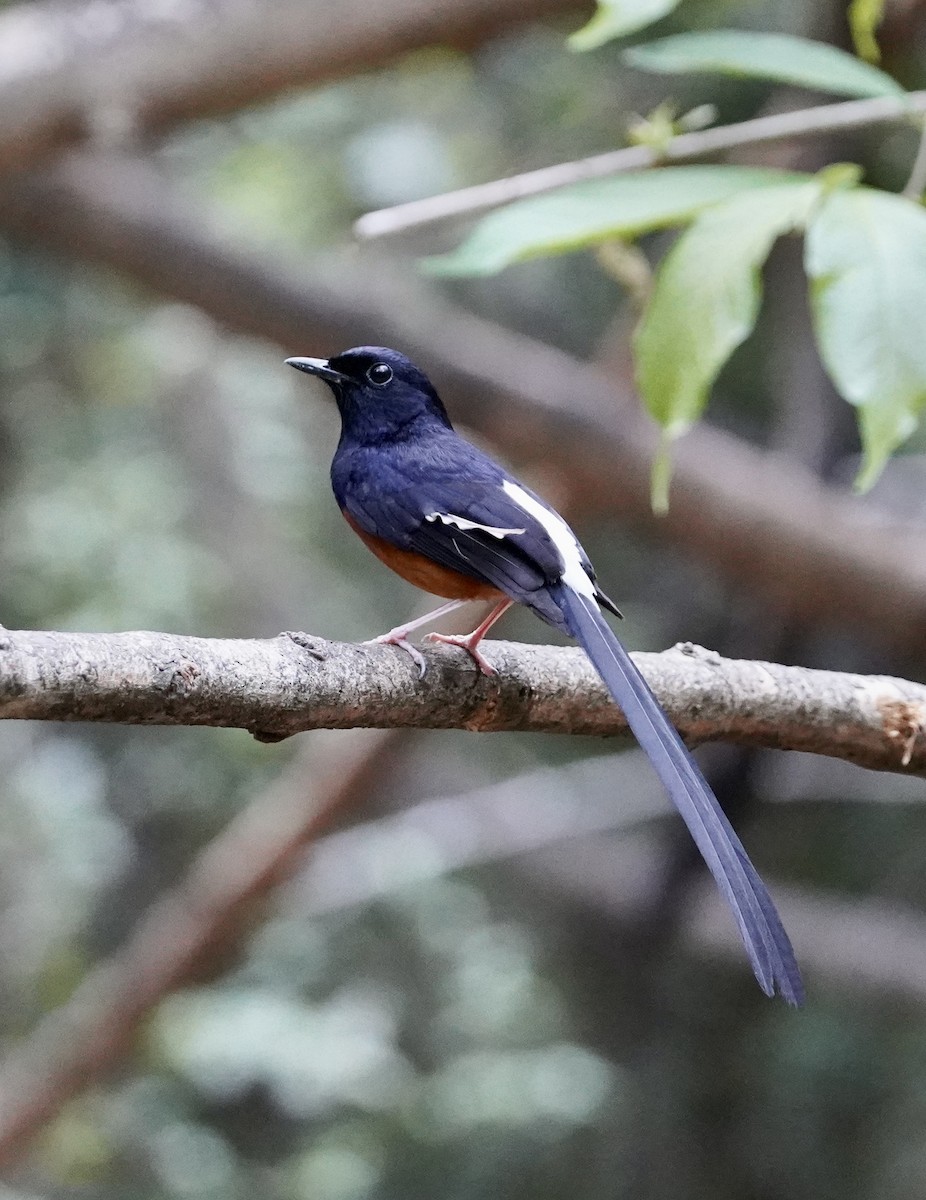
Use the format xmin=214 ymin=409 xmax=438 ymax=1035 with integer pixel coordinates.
xmin=425 ymin=600 xmax=513 ymax=676
xmin=364 ymin=599 xmax=470 ymax=677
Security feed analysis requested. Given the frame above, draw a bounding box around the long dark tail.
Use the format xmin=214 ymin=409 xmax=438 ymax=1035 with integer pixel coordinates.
xmin=553 ymin=583 xmax=803 ymax=1005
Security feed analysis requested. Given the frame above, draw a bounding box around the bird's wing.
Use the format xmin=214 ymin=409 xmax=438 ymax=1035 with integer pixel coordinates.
xmin=343 ymin=468 xmax=578 ymax=619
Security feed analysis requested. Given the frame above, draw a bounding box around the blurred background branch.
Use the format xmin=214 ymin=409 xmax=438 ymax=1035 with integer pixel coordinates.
xmin=0 ymin=725 xmax=403 ymax=1167
xmin=0 ymin=0 xmax=588 ymax=171
xmin=1 ymin=745 xmax=924 ymax=1168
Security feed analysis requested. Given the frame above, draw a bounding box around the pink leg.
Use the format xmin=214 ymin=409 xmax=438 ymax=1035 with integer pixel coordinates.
xmin=425 ymin=600 xmax=513 ymax=676
xmin=365 ymin=599 xmax=469 ymax=677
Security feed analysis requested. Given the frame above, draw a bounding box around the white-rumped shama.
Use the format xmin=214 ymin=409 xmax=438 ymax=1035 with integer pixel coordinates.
xmin=287 ymin=345 xmax=803 ymax=1005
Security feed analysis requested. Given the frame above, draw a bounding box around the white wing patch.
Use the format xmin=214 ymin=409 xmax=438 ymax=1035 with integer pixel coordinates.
xmin=501 ymin=480 xmax=596 ymax=597
xmin=425 ymin=512 xmax=526 ymax=539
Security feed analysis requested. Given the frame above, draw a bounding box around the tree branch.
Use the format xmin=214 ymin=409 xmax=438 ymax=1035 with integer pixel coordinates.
xmin=356 ymin=90 xmax=926 ymax=238
xmin=1 ymin=627 xmax=923 ymax=773
xmin=2 ymin=154 xmax=926 ymax=652
xmin=0 ymin=0 xmax=587 ymax=173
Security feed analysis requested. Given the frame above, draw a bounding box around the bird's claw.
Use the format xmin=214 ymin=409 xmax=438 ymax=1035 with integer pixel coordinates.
xmin=424 ymin=631 xmax=496 ymax=676
xmin=364 ymin=632 xmax=428 ymax=679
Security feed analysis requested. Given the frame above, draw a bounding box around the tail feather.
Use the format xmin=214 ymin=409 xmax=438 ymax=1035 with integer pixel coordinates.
xmin=553 ymin=583 xmax=803 ymax=1006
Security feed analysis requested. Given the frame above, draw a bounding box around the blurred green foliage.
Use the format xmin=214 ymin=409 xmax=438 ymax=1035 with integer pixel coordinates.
xmin=1 ymin=3 xmax=926 ymax=1200
xmin=621 ymin=28 xmax=903 ymax=95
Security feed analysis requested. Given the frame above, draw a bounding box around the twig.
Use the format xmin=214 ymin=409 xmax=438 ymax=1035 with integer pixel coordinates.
xmin=0 ymin=628 xmax=924 ymax=772
xmin=355 ymin=90 xmax=926 ymax=238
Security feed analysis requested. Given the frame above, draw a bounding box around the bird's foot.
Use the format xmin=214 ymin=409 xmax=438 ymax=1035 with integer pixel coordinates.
xmin=424 ymin=631 xmax=496 ymax=676
xmin=364 ymin=630 xmax=428 ymax=678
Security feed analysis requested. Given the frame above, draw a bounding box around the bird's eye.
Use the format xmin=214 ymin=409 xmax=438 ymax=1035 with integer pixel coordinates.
xmin=367 ymin=363 xmax=393 ymax=386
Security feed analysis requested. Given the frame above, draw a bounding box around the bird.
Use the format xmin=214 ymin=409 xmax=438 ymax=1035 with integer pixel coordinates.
xmin=286 ymin=345 xmax=803 ymax=1005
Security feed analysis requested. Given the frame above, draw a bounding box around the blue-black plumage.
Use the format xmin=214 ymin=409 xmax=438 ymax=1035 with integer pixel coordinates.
xmin=287 ymin=345 xmax=804 ymax=1005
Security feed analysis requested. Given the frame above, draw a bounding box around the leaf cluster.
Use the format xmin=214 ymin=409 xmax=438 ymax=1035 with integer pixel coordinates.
xmin=426 ymin=4 xmax=926 ymax=503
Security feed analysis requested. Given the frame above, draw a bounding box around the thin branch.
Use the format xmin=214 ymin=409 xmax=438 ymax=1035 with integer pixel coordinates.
xmin=0 ymin=627 xmax=924 ymax=773
xmin=0 ymin=0 xmax=587 ymax=173
xmin=356 ymin=90 xmax=926 ymax=238
xmin=2 ymin=154 xmax=926 ymax=653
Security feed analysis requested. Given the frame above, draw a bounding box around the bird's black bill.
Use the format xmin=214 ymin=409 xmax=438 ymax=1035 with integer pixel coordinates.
xmin=285 ymin=356 xmax=350 ymax=384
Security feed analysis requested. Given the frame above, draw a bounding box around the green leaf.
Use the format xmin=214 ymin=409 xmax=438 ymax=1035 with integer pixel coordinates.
xmin=849 ymin=0 xmax=886 ymax=63
xmin=424 ymin=166 xmax=807 ymax=277
xmin=623 ymin=30 xmax=904 ymax=98
xmin=805 ymin=187 xmax=926 ymax=490
xmin=634 ymin=179 xmax=825 ymax=505
xmin=569 ymin=0 xmax=681 ymax=51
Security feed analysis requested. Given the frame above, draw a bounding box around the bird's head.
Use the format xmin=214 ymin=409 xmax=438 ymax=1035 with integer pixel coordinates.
xmin=286 ymin=346 xmax=452 ymax=442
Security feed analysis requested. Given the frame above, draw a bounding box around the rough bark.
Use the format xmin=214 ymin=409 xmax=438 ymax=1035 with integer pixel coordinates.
xmin=1 ymin=627 xmax=923 ymax=773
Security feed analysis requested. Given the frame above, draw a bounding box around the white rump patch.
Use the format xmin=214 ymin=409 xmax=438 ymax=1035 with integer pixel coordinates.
xmin=425 ymin=512 xmax=526 ymax=538
xmin=501 ymin=480 xmax=595 ymax=597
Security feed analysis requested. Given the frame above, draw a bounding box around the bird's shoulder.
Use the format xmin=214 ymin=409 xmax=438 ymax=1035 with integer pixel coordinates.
xmin=333 ymin=428 xmax=505 ymax=512
xmin=344 ymin=434 xmax=554 ymax=552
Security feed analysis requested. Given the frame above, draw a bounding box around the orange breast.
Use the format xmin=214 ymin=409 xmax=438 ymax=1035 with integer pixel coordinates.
xmin=344 ymin=512 xmax=505 ymax=602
